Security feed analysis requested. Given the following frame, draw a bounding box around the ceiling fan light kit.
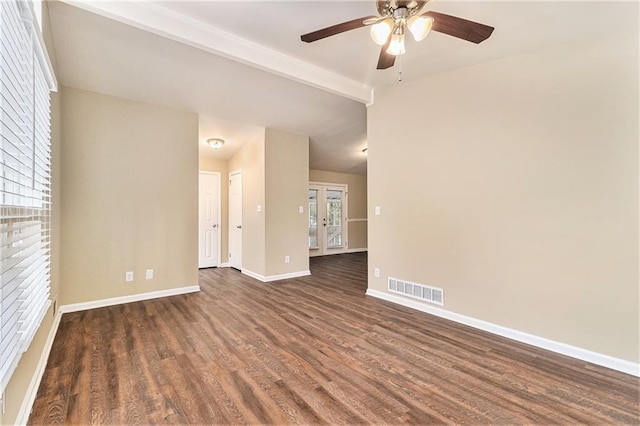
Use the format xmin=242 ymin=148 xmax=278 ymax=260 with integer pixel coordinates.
xmin=300 ymin=0 xmax=494 ymax=70
xmin=387 ymin=33 xmax=406 ymax=56
xmin=407 ymin=15 xmax=434 ymax=42
xmin=371 ymin=20 xmax=392 ymax=45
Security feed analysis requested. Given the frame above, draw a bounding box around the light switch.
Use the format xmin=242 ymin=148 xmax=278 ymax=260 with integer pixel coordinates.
xmin=299 ymin=206 xmax=304 ymax=213
xmin=257 ymin=205 xmax=262 ymax=212
xmin=375 ymin=206 xmax=381 ymax=216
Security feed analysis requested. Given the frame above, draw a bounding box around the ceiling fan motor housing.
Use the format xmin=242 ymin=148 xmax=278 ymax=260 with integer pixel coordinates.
xmin=393 ymin=7 xmax=409 ymax=20
xmin=378 ymin=0 xmax=430 ymax=18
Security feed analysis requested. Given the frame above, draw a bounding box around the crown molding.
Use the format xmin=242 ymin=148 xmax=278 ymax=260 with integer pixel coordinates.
xmin=59 ymin=0 xmax=374 ymax=104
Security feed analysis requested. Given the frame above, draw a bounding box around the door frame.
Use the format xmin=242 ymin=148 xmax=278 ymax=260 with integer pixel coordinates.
xmin=229 ymin=169 xmax=243 ymax=270
xmin=198 ymin=171 xmax=221 ymax=268
xmin=309 ymin=181 xmax=348 ymax=257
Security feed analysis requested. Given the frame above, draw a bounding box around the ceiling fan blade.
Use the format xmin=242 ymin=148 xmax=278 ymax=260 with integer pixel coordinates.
xmin=423 ymin=11 xmax=494 ymax=44
xmin=376 ymin=37 xmax=395 ymax=70
xmin=301 ymin=15 xmax=377 ymax=43
xmin=363 ymin=17 xmax=384 ymax=25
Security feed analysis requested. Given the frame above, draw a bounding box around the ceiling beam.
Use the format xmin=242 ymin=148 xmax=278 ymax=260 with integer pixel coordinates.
xmin=59 ymin=0 xmax=374 ymax=105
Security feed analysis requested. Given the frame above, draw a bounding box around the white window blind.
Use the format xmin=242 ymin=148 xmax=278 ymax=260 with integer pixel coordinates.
xmin=0 ymin=0 xmax=56 ymax=396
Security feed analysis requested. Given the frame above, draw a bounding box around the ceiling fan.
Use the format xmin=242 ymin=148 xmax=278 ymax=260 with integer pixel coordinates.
xmin=301 ymin=0 xmax=494 ymax=70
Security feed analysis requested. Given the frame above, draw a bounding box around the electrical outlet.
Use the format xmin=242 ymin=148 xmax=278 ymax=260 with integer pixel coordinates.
xmin=125 ymin=271 xmax=134 ymax=282
xmin=145 ymin=269 xmax=153 ymax=280
xmin=374 ymin=268 xmax=380 ymax=278
xmin=299 ymin=206 xmax=304 ymax=213
xmin=285 ymin=255 xmax=290 ymax=264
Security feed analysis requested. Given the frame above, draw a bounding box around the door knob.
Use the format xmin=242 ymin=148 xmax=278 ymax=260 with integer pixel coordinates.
xmin=213 ymin=224 xmax=217 ymax=228
xmin=237 ymin=225 xmax=242 ymax=229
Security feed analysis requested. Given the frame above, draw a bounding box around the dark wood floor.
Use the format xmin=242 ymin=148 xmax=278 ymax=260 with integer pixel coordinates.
xmin=30 ymin=253 xmax=639 ymax=424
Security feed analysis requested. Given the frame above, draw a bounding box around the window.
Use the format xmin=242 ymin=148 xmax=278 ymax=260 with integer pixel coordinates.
xmin=1 ymin=0 xmax=56 ymax=396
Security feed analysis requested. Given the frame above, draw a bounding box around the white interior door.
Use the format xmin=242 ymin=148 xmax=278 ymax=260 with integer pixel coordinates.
xmin=229 ymin=171 xmax=243 ymax=269
xmin=199 ymin=172 xmax=220 ymax=268
xmin=309 ymin=183 xmax=347 ymax=257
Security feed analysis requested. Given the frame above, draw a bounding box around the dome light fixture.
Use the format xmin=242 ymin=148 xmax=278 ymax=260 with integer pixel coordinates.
xmin=207 ymin=138 xmax=225 ymax=149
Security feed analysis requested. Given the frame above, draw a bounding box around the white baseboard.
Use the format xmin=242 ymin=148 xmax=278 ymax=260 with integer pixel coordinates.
xmin=366 ymin=289 xmax=640 ymax=377
xmin=347 ymin=248 xmax=368 ymax=253
xmin=220 ymin=262 xmax=230 ymax=268
xmin=242 ymin=269 xmax=311 ymax=283
xmin=16 ymin=309 xmax=62 ymax=425
xmin=59 ymin=285 xmax=201 ymax=313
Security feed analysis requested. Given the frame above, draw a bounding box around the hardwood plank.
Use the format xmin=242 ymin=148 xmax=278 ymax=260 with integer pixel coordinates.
xmin=29 ymin=253 xmax=640 ymax=424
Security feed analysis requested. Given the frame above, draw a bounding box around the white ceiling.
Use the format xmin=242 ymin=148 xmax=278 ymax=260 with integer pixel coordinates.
xmin=48 ymin=1 xmax=637 ymax=175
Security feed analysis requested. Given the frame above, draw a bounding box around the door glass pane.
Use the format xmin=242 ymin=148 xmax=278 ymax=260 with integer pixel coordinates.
xmin=326 ymin=189 xmax=343 ymax=248
xmin=308 ymin=189 xmax=318 ymax=248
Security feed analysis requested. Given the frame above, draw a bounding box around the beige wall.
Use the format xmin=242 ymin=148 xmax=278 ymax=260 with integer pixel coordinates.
xmin=367 ymin=31 xmax=639 ymax=362
xmin=228 ymin=131 xmax=266 ymax=275
xmin=309 ymin=169 xmax=367 ymax=250
xmin=265 ymin=128 xmax=310 ymax=276
xmin=199 ymin=157 xmax=229 ymax=265
xmin=0 ymin=3 xmax=62 ymax=422
xmin=60 ymin=87 xmax=199 ymax=305
xmin=227 ymin=128 xmax=310 ymax=278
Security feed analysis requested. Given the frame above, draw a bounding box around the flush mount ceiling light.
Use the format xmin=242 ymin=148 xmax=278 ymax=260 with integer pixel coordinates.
xmin=301 ymin=0 xmax=494 ymax=70
xmin=207 ymin=138 xmax=225 ymax=149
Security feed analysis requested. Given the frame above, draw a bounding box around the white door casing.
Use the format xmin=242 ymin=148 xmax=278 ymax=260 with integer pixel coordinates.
xmin=199 ymin=172 xmax=220 ymax=268
xmin=229 ymin=171 xmax=243 ymax=269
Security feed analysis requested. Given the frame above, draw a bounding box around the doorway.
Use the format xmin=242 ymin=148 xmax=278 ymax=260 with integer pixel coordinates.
xmin=229 ymin=171 xmax=243 ymax=269
xmin=199 ymin=172 xmax=220 ymax=268
xmin=309 ymin=183 xmax=347 ymax=257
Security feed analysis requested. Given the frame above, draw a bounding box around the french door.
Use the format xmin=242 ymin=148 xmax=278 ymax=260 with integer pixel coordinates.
xmin=309 ymin=183 xmax=347 ymax=257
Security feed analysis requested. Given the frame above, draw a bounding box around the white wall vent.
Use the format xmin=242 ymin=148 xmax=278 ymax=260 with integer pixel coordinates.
xmin=388 ymin=277 xmax=444 ymax=306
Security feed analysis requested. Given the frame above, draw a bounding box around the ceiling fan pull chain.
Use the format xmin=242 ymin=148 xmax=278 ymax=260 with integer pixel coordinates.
xmin=398 ymin=55 xmax=403 ymax=82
